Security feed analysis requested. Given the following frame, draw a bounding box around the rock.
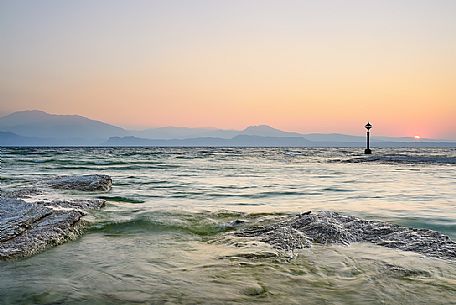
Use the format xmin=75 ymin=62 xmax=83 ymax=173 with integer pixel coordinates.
xmin=234 ymin=211 xmax=456 ymax=260
xmin=0 ymin=198 xmax=52 ymax=243
xmin=238 ymin=226 xmax=311 ymax=251
xmin=37 ymin=199 xmax=106 ymax=210
xmin=241 ymin=284 xmax=267 ymax=296
xmin=383 ymin=263 xmax=431 ymax=278
xmin=220 ymin=219 xmax=246 ymax=229
xmin=1 ymin=173 xmax=110 ymax=259
xmin=47 ymin=174 xmax=112 ymax=191
xmin=0 ymin=197 xmax=105 ymax=260
xmin=224 ymin=251 xmax=279 ymax=260
xmin=0 ymin=188 xmax=43 ymax=199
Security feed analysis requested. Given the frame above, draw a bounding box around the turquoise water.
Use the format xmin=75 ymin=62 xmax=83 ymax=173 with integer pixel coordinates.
xmin=1 ymin=147 xmax=456 ymax=304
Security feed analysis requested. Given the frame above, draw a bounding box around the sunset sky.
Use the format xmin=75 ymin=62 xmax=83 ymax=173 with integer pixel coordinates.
xmin=1 ymin=0 xmax=455 ymax=139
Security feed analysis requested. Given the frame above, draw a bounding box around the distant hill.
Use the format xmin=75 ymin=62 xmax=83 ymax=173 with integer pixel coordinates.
xmin=1 ymin=110 xmax=454 ymax=147
xmin=301 ymin=133 xmax=365 ymax=142
xmin=132 ymin=127 xmax=239 ymax=139
xmin=0 ymin=131 xmax=105 ymax=146
xmin=0 ymin=131 xmax=43 ymax=146
xmin=0 ymin=110 xmax=127 ymax=140
xmin=131 ymin=124 xmax=303 ymax=139
xmin=105 ymin=135 xmax=312 ymax=147
xmin=241 ymin=125 xmax=303 ymax=137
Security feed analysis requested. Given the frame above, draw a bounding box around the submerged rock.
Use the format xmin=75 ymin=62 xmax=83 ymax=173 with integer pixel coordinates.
xmin=220 ymin=219 xmax=246 ymax=229
xmin=0 ymin=197 xmax=105 ymax=260
xmin=47 ymin=174 xmax=112 ymax=191
xmin=0 ymin=174 xmax=110 ymax=259
xmin=234 ymin=211 xmax=456 ymax=260
xmin=0 ymin=188 xmax=43 ymax=199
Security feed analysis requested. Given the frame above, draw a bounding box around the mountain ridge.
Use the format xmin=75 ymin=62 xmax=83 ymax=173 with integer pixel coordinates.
xmin=0 ymin=110 xmax=454 ymax=146
xmin=0 ymin=110 xmax=127 ymax=140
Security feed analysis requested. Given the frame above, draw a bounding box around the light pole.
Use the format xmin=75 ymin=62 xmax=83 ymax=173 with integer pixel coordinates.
xmin=364 ymin=122 xmax=372 ymax=154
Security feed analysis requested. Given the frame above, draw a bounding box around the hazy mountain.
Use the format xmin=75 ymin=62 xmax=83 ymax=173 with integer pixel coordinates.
xmin=301 ymin=133 xmax=365 ymax=142
xmin=1 ymin=110 xmax=454 ymax=147
xmin=241 ymin=125 xmax=303 ymax=137
xmin=132 ymin=127 xmax=239 ymax=139
xmin=0 ymin=131 xmax=101 ymax=146
xmin=105 ymin=135 xmax=312 ymax=147
xmin=231 ymin=135 xmax=311 ymax=146
xmin=0 ymin=131 xmax=43 ymax=146
xmin=132 ymin=125 xmax=301 ymax=139
xmin=106 ymin=136 xmax=229 ymax=147
xmin=0 ymin=110 xmax=127 ymax=140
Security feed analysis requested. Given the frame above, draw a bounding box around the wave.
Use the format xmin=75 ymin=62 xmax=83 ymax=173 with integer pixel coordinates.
xmin=97 ymin=196 xmax=145 ymax=204
xmin=89 ymin=215 xmax=231 ymax=236
xmin=167 ymin=190 xmax=320 ymax=199
xmin=322 ymin=187 xmax=354 ymax=192
xmin=12 ymin=158 xmax=182 ymax=168
xmin=14 ymin=158 xmax=119 ymax=165
xmin=51 ymin=165 xmax=144 ymax=170
xmin=87 ymin=209 xmax=456 ymax=260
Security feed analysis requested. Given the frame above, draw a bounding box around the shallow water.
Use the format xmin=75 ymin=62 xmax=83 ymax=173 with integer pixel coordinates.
xmin=1 ymin=147 xmax=456 ymax=304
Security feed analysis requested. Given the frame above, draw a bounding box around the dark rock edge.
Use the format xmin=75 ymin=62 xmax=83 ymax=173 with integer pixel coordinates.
xmin=233 ymin=210 xmax=456 ymax=260
xmin=1 ymin=174 xmax=111 ymax=260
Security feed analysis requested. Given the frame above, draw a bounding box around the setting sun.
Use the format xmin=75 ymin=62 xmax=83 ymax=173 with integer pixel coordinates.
xmin=414 ymin=135 xmax=421 ymax=139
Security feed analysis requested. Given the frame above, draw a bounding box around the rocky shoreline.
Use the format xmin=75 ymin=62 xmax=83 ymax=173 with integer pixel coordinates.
xmin=233 ymin=211 xmax=456 ymax=260
xmin=0 ymin=175 xmax=111 ymax=260
xmin=1 ymin=174 xmax=455 ymax=261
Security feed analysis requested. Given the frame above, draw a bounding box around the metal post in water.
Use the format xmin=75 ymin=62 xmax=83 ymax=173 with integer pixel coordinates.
xmin=364 ymin=122 xmax=372 ymax=154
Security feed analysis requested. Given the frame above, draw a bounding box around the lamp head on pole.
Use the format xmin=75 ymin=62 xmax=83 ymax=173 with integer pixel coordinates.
xmin=365 ymin=122 xmax=372 ymax=131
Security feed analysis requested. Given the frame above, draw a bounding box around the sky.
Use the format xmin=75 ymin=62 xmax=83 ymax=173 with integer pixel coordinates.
xmin=1 ymin=0 xmax=455 ymax=139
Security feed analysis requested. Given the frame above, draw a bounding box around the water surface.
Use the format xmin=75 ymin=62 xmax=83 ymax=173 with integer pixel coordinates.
xmin=1 ymin=147 xmax=455 ymax=304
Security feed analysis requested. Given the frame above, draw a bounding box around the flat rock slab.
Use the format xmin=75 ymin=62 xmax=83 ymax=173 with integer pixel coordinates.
xmin=0 ymin=197 xmax=105 ymax=260
xmin=0 ymin=198 xmax=52 ymax=243
xmin=235 ymin=211 xmax=456 ymax=260
xmin=0 ymin=188 xmax=43 ymax=199
xmin=37 ymin=199 xmax=106 ymax=210
xmin=47 ymin=174 xmax=112 ymax=191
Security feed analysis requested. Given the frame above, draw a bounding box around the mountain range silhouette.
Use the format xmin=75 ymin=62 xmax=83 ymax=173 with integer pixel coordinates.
xmin=0 ymin=110 xmax=453 ymax=147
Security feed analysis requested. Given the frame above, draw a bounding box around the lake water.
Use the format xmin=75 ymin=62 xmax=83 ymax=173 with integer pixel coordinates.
xmin=1 ymin=147 xmax=455 ymax=304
